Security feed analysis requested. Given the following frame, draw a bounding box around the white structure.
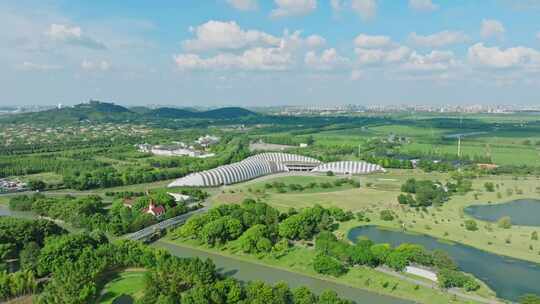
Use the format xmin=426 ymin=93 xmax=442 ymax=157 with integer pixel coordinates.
xmin=168 ymin=152 xmax=320 ymax=187
xmin=405 ymin=266 xmax=438 ymax=282
xmin=311 ymin=161 xmax=385 ymax=175
xmin=137 ymin=143 xmax=214 ymax=158
xmin=196 ymin=135 xmax=220 ymax=147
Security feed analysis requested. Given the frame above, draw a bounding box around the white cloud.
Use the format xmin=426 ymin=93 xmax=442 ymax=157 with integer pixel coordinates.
xmin=480 ymin=19 xmax=505 ymax=40
xmin=354 ymin=34 xmax=393 ymax=49
xmin=17 ymin=61 xmax=62 ymax=71
xmin=305 ymin=34 xmax=326 ymax=48
xmin=174 ymin=47 xmax=292 ymax=71
xmin=330 ymin=0 xmax=343 ymax=11
xmin=401 ymin=50 xmax=457 ymax=72
xmin=45 ymin=24 xmax=106 ymax=50
xmin=408 ymin=0 xmax=438 ymax=12
xmin=408 ymin=31 xmax=469 ymax=48
xmin=271 ymin=0 xmax=317 ymax=17
xmin=81 ymin=60 xmax=111 ymax=71
xmin=355 ymin=46 xmax=411 ymax=65
xmin=183 ymin=21 xmax=280 ymax=51
xmin=468 ymin=43 xmax=540 ymax=70
xmin=304 ymin=48 xmax=349 ymax=70
xmin=351 ymin=0 xmax=377 ymax=21
xmin=227 ymin=0 xmax=258 ymax=11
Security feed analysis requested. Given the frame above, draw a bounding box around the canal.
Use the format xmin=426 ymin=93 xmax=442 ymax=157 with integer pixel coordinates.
xmin=348 ymin=225 xmax=540 ymax=302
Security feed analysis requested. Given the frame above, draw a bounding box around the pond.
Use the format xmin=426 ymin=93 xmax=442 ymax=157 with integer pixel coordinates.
xmin=465 ymin=199 xmax=540 ymax=227
xmin=155 ymin=240 xmax=412 ymax=304
xmin=348 ymin=226 xmax=540 ymax=302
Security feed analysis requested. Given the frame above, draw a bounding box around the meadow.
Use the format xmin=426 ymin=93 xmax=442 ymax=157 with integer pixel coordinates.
xmin=209 ymin=170 xmax=540 ymax=264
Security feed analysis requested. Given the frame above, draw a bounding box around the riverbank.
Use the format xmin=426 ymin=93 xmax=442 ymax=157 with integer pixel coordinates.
xmin=157 ymin=237 xmax=493 ymax=304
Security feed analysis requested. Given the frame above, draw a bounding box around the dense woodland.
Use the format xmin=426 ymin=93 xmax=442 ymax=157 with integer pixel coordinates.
xmin=0 ymin=217 xmax=354 ymax=304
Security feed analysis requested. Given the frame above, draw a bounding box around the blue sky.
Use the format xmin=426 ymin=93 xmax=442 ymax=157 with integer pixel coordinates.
xmin=1 ymin=0 xmax=540 ymax=106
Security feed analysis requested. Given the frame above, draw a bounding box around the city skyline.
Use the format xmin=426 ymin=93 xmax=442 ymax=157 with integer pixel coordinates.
xmin=2 ymin=0 xmax=540 ymax=106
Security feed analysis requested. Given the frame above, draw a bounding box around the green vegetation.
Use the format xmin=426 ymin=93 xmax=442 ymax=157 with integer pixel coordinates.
xmin=97 ymin=269 xmax=146 ymax=304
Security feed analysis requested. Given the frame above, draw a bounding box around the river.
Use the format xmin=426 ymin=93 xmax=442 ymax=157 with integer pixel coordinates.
xmin=465 ymin=199 xmax=540 ymax=227
xmin=348 ymin=226 xmax=540 ymax=302
xmin=154 ymin=240 xmax=412 ymax=304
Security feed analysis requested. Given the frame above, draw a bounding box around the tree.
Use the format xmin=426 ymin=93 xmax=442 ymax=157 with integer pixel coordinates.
xmin=292 ymin=286 xmax=317 ymax=304
xmin=27 ymin=179 xmax=46 ymax=191
xmin=19 ymin=242 xmax=40 ymax=272
xmin=313 ymin=254 xmax=346 ymax=277
xmin=484 ymin=182 xmax=495 ymax=192
xmin=379 ymin=210 xmax=394 ymax=221
xmin=520 ymin=294 xmax=540 ymax=304
xmin=532 ymin=231 xmax=538 ymax=241
xmin=464 ymin=219 xmax=478 ymax=231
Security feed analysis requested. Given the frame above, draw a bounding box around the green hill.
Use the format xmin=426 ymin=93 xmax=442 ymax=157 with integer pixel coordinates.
xmin=0 ymin=101 xmax=258 ymax=125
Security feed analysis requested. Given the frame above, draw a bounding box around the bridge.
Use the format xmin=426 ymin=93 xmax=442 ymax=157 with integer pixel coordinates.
xmin=124 ymin=205 xmax=209 ymax=242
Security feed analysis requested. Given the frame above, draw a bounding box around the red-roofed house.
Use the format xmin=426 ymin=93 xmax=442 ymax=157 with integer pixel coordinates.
xmin=143 ymin=201 xmax=166 ymax=218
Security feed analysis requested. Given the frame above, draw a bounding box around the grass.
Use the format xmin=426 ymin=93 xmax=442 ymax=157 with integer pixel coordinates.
xmin=97 ymin=269 xmax=146 ymax=304
xmin=161 ymin=237 xmax=494 ymax=304
xmin=209 ymin=170 xmax=540 ymax=264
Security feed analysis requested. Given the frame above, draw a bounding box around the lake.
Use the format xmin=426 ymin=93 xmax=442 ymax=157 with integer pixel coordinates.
xmin=155 ymin=240 xmax=412 ymax=304
xmin=465 ymin=199 xmax=540 ymax=226
xmin=348 ymin=225 xmax=540 ymax=302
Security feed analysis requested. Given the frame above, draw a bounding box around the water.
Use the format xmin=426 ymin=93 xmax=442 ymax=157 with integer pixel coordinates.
xmin=348 ymin=226 xmax=540 ymax=302
xmin=465 ymin=199 xmax=540 ymax=227
xmin=155 ymin=240 xmax=411 ymax=304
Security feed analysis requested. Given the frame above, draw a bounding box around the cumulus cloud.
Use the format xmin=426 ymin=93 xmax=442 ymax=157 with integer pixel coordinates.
xmin=227 ymin=0 xmax=258 ymax=11
xmin=480 ymin=19 xmax=505 ymax=40
xmin=17 ymin=61 xmax=62 ymax=71
xmin=45 ymin=24 xmax=106 ymax=50
xmin=270 ymin=0 xmax=317 ymax=17
xmin=408 ymin=31 xmax=469 ymax=48
xmin=354 ymin=34 xmax=393 ymax=49
xmin=305 ymin=34 xmax=326 ymax=48
xmin=304 ymin=48 xmax=349 ymax=70
xmin=355 ymin=46 xmax=411 ymax=65
xmin=183 ymin=20 xmax=280 ymax=51
xmin=408 ymin=0 xmax=439 ymax=12
xmin=81 ymin=60 xmax=111 ymax=71
xmin=468 ymin=43 xmax=540 ymax=70
xmin=401 ymin=50 xmax=457 ymax=72
xmin=351 ymin=0 xmax=377 ymax=21
xmin=174 ymin=47 xmax=292 ymax=71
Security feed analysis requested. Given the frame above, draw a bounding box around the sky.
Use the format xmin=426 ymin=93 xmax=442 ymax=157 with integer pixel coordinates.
xmin=1 ymin=0 xmax=540 ymax=107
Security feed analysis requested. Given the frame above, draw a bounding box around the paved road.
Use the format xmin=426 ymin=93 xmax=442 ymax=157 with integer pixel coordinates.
xmin=375 ymin=266 xmax=503 ymax=304
xmin=124 ymin=205 xmax=209 ymax=241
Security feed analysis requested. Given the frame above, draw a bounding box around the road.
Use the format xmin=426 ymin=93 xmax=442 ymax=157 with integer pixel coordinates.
xmin=124 ymin=205 xmax=209 ymax=241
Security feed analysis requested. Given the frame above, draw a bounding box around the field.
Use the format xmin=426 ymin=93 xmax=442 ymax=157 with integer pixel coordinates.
xmin=209 ymin=170 xmax=540 ymax=264
xmin=97 ymin=269 xmax=146 ymax=304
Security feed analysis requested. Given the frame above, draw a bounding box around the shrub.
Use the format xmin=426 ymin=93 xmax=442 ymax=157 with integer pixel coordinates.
xmin=464 ymin=219 xmax=478 ymax=231
xmin=497 ymin=216 xmax=512 ymax=229
xmin=438 ymin=269 xmax=479 ymax=291
xmin=379 ymin=210 xmax=394 ymax=221
xmin=532 ymin=231 xmax=538 ymax=241
xmin=483 ymin=182 xmax=495 ymax=192
xmin=326 ymin=171 xmax=335 ymax=176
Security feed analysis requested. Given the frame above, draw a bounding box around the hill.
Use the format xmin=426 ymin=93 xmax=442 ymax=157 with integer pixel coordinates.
xmin=145 ymin=106 xmax=258 ymax=119
xmin=0 ymin=101 xmax=259 ymax=125
xmin=0 ymin=101 xmax=136 ymax=125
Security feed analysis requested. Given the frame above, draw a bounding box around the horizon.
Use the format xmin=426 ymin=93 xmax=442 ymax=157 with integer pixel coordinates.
xmin=2 ymin=0 xmax=540 ymax=106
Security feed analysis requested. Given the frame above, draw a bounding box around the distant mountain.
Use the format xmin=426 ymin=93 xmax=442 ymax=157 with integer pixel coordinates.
xmin=0 ymin=101 xmax=259 ymax=125
xmin=145 ymin=106 xmax=258 ymax=119
xmin=0 ymin=101 xmax=136 ymax=124
xmin=146 ymin=107 xmax=195 ymax=118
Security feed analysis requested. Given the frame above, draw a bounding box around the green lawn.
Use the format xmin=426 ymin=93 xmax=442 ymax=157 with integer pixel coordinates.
xmin=97 ymin=269 xmax=146 ymax=304
xmin=209 ymin=170 xmax=540 ymax=264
